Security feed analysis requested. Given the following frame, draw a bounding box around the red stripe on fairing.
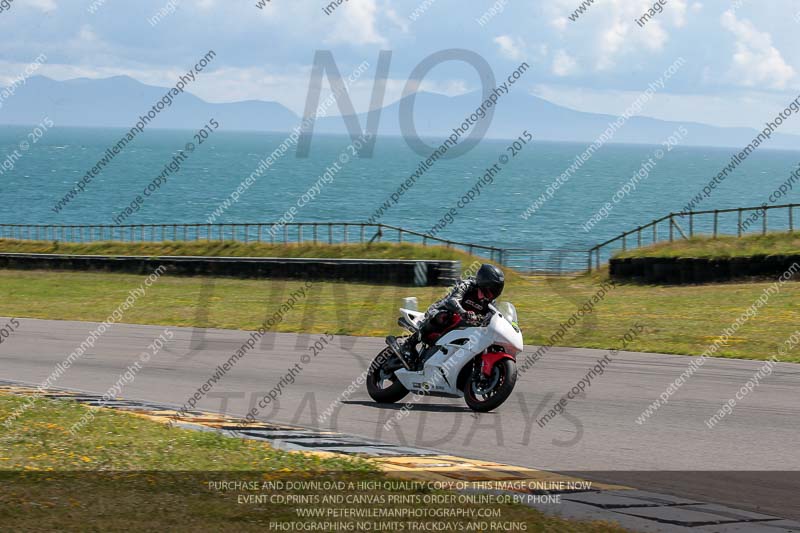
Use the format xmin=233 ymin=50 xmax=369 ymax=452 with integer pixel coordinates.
xmin=481 ymin=351 xmax=515 ymax=376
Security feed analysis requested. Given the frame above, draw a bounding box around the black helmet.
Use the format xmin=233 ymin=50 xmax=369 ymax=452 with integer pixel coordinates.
xmin=475 ymin=264 xmax=504 ymax=300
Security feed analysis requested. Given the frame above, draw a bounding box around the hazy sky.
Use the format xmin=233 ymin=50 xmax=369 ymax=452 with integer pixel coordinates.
xmin=2 ymin=0 xmax=800 ymax=133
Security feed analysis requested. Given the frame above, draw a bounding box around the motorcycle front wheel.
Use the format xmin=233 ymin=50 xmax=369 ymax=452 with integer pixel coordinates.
xmin=366 ymin=348 xmax=409 ymax=403
xmin=464 ymin=359 xmax=517 ymax=412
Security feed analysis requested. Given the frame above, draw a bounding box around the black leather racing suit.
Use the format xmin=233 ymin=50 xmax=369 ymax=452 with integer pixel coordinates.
xmin=418 ymin=277 xmax=492 ymax=341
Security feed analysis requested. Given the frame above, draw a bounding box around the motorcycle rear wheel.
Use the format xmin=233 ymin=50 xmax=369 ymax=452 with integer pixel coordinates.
xmin=464 ymin=359 xmax=516 ymax=412
xmin=366 ymin=348 xmax=409 ymax=403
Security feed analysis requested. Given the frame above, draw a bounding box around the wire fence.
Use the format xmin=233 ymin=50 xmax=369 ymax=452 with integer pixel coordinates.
xmin=6 ymin=204 xmax=792 ymax=276
xmin=502 ymin=248 xmax=590 ymax=275
xmin=588 ymin=203 xmax=800 ymax=271
xmin=0 ymin=221 xmax=513 ymax=266
xmin=0 ymin=222 xmax=592 ymax=274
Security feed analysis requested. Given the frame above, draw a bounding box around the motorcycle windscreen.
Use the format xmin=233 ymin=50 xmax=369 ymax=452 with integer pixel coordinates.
xmin=495 ymin=301 xmax=518 ymax=325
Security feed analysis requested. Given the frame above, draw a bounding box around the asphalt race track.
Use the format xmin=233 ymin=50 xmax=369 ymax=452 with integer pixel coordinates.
xmin=2 ymin=317 xmax=799 ymax=521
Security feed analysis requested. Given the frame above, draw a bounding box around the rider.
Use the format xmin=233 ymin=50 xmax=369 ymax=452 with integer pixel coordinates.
xmin=386 ymin=263 xmax=505 ymax=366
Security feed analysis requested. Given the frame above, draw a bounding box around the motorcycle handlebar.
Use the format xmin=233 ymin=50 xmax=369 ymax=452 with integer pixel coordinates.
xmin=459 ymin=310 xmax=492 ymax=328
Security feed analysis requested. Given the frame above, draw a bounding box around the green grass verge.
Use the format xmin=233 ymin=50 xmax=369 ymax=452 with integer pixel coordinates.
xmin=614 ymin=232 xmax=800 ymax=259
xmin=0 ymin=267 xmax=797 ymax=362
xmin=0 ymin=393 xmax=370 ymax=472
xmin=0 ymin=394 xmax=628 ymax=532
xmin=0 ymin=238 xmax=483 ymax=263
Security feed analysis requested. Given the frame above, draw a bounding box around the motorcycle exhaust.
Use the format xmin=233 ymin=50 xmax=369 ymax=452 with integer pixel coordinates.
xmin=385 ymin=336 xmax=412 ymax=370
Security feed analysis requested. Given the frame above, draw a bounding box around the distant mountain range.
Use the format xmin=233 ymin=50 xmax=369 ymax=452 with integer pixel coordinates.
xmin=1 ymin=75 xmax=798 ymax=151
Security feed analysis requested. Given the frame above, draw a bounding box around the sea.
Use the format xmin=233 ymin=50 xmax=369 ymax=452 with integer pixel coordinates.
xmin=1 ymin=125 xmax=798 ymax=260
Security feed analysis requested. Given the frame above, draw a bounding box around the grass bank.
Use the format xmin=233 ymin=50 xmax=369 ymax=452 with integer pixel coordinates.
xmin=0 ymin=393 xmax=627 ymax=532
xmin=0 ymin=265 xmax=797 ymax=361
xmin=614 ymin=232 xmax=800 ymax=259
xmin=0 ymin=239 xmax=483 ymax=264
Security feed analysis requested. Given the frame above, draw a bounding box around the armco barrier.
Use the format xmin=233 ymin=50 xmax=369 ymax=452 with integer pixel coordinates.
xmin=0 ymin=253 xmax=461 ymax=287
xmin=610 ymin=255 xmax=800 ymax=284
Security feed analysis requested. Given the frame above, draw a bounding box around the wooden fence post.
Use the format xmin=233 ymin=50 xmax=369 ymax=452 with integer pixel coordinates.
xmin=713 ymin=210 xmax=718 ymax=238
xmin=738 ymin=209 xmax=743 ymax=237
xmin=669 ymin=216 xmax=674 ymax=242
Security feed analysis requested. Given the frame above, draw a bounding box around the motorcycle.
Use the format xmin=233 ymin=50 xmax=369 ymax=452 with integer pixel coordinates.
xmin=367 ymin=300 xmax=522 ymax=412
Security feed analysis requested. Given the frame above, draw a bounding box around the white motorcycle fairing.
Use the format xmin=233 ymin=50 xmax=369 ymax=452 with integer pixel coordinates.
xmin=393 ymin=305 xmax=523 ymax=398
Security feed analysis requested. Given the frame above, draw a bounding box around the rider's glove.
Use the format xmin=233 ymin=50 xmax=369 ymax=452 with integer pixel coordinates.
xmin=444 ymin=297 xmax=466 ymax=315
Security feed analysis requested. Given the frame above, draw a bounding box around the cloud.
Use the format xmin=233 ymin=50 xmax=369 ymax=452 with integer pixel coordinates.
xmin=325 ymin=0 xmax=387 ymax=46
xmin=596 ymin=21 xmax=628 ymax=70
xmin=551 ymin=16 xmax=568 ymax=31
xmin=493 ymin=35 xmax=525 ymax=61
xmin=28 ymin=0 xmax=57 ymax=12
xmin=552 ymin=49 xmax=578 ymax=77
xmin=720 ymin=10 xmax=795 ymax=89
xmin=77 ymin=25 xmax=98 ymax=43
xmin=385 ymin=6 xmax=409 ymax=33
xmin=547 ymin=0 xmax=690 ymax=70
